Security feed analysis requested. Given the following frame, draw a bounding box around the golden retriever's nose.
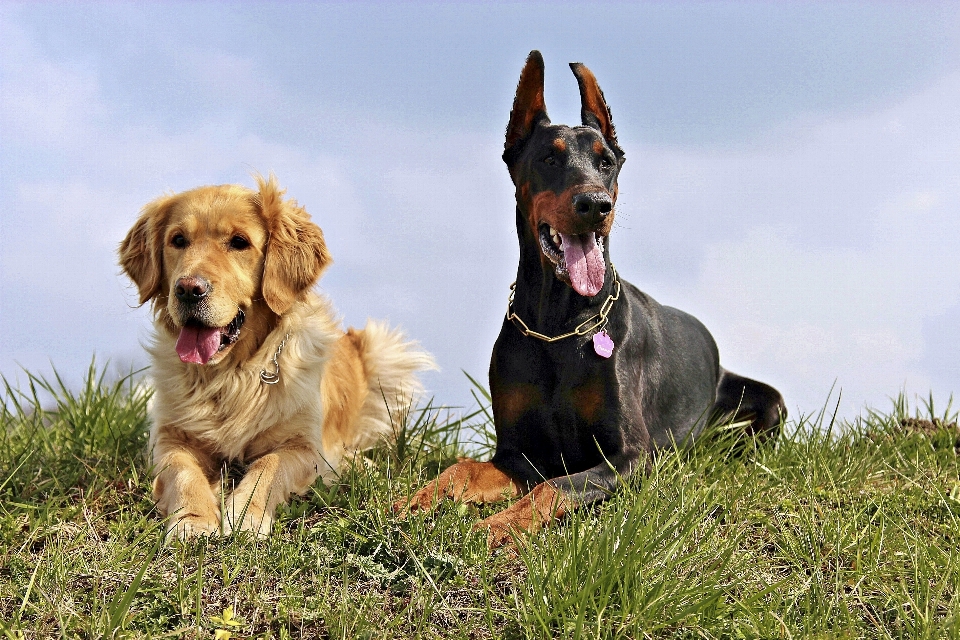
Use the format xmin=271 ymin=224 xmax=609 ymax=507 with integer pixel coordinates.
xmin=175 ymin=276 xmax=210 ymax=305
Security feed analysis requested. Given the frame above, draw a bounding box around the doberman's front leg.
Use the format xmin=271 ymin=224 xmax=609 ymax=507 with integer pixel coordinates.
xmin=475 ymin=481 xmax=570 ymax=549
xmin=477 ymin=451 xmax=644 ymax=549
xmin=395 ymin=459 xmax=523 ymax=514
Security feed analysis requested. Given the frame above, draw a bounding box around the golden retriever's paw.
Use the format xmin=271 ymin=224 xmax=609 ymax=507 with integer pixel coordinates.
xmin=223 ymin=505 xmax=274 ymax=538
xmin=166 ymin=515 xmax=221 ymax=542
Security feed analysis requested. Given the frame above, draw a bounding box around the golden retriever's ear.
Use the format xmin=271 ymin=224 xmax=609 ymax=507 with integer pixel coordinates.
xmin=256 ymin=174 xmax=332 ymax=315
xmin=119 ymin=194 xmax=176 ymax=305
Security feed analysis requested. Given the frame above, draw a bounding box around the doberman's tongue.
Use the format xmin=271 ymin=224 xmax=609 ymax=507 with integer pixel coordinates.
xmin=175 ymin=325 xmax=221 ymax=364
xmin=560 ymin=232 xmax=605 ymax=297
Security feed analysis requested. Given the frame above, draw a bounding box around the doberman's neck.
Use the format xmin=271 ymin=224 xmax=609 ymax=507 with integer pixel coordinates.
xmin=512 ymin=207 xmax=616 ymax=335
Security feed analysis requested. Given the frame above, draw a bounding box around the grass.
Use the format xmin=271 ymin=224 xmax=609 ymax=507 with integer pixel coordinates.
xmin=1 ymin=363 xmax=959 ymax=638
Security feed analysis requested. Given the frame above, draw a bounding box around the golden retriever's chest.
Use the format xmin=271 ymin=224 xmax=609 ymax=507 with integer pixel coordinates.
xmin=151 ymin=370 xmax=322 ymax=461
xmin=145 ymin=295 xmax=339 ymax=464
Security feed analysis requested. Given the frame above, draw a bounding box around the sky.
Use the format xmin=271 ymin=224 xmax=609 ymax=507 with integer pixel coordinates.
xmin=2 ymin=2 xmax=959 ymax=422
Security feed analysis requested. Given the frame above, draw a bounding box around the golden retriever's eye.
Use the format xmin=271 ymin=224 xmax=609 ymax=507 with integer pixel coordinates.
xmin=171 ymin=234 xmax=187 ymax=249
xmin=229 ymin=235 xmax=250 ymax=250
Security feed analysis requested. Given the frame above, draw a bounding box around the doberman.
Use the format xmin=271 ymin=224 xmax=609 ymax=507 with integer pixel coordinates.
xmin=398 ymin=51 xmax=786 ymax=549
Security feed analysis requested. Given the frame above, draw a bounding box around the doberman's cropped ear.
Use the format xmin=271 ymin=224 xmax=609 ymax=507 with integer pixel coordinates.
xmin=256 ymin=173 xmax=331 ymax=316
xmin=505 ymin=50 xmax=550 ymax=155
xmin=570 ymin=62 xmax=623 ymax=158
xmin=119 ymin=194 xmax=177 ymax=305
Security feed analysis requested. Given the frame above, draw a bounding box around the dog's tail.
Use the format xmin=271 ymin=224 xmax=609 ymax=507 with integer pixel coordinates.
xmin=712 ymin=369 xmax=787 ymax=443
xmin=345 ymin=320 xmax=437 ymax=452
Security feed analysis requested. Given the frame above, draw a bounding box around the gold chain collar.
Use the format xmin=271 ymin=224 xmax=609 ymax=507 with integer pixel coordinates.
xmin=506 ymin=265 xmax=621 ymax=343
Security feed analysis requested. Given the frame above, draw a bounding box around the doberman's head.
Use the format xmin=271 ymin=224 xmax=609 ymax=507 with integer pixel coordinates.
xmin=503 ymin=50 xmax=625 ymax=298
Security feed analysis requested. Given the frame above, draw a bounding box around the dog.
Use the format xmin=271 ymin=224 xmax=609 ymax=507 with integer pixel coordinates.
xmin=119 ymin=175 xmax=434 ymax=540
xmin=398 ymin=51 xmax=786 ymax=548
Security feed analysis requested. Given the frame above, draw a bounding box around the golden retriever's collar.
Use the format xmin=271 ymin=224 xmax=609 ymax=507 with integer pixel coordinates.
xmin=260 ymin=332 xmax=290 ymax=385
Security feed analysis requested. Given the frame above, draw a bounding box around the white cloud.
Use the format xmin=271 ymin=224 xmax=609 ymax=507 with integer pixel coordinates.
xmin=0 ymin=20 xmax=106 ymax=148
xmin=614 ymin=72 xmax=960 ymax=417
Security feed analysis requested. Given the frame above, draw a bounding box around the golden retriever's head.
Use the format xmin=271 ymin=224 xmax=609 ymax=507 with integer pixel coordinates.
xmin=119 ymin=175 xmax=331 ymax=366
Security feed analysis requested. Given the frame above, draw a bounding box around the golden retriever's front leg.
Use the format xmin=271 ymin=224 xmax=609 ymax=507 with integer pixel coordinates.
xmin=152 ymin=430 xmax=220 ymax=540
xmin=223 ymin=438 xmax=320 ymax=537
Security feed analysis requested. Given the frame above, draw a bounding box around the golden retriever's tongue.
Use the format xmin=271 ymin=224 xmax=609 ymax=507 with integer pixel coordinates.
xmin=560 ymin=232 xmax=604 ymax=297
xmin=175 ymin=326 xmax=221 ymax=364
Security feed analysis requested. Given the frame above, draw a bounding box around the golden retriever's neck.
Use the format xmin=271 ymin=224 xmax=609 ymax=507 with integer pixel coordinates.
xmin=230 ymin=298 xmax=281 ymax=363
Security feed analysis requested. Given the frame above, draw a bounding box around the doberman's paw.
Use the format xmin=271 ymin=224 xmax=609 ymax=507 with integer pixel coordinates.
xmin=475 ymin=498 xmax=542 ymax=550
xmin=394 ymin=460 xmax=522 ymax=522
xmin=474 ymin=513 xmax=530 ymax=550
xmin=475 ymin=484 xmax=569 ymax=550
xmin=392 ymin=481 xmax=444 ymax=518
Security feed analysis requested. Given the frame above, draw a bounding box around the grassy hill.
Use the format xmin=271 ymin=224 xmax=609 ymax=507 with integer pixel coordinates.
xmin=0 ymin=364 xmax=958 ymax=638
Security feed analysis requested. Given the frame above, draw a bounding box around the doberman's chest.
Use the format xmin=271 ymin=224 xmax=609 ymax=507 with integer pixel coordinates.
xmin=489 ymin=324 xmax=630 ymax=480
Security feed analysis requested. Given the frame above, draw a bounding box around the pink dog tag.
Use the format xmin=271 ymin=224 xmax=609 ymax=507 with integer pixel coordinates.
xmin=593 ymin=330 xmax=614 ymax=358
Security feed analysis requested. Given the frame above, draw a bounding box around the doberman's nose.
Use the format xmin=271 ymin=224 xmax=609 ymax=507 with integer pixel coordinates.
xmin=572 ymin=192 xmax=613 ymax=223
xmin=175 ymin=276 xmax=210 ymax=305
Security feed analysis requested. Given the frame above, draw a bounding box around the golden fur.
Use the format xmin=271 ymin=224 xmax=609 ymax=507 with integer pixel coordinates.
xmin=119 ymin=175 xmax=434 ymax=539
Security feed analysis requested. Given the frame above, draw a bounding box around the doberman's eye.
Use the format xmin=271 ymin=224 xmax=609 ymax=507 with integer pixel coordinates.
xmin=543 ymin=155 xmax=558 ymax=166
xmin=599 ymin=158 xmax=614 ymax=171
xmin=171 ymin=234 xmax=187 ymax=249
xmin=229 ymin=235 xmax=250 ymax=250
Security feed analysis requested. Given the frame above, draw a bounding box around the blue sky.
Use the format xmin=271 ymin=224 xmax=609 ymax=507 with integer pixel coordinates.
xmin=2 ymin=2 xmax=959 ymax=420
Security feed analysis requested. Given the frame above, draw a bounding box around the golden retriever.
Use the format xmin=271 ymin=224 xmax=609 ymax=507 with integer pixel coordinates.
xmin=119 ymin=174 xmax=434 ymax=539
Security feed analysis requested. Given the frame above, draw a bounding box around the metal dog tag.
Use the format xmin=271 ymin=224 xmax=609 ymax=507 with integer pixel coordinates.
xmin=593 ymin=330 xmax=614 ymax=358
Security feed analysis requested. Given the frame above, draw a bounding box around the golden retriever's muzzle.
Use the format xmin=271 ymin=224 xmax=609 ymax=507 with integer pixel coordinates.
xmin=172 ymin=276 xmax=246 ymax=365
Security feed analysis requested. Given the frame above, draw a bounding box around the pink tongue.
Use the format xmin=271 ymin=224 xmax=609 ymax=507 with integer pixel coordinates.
xmin=175 ymin=325 xmax=222 ymax=364
xmin=560 ymin=232 xmax=605 ymax=297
